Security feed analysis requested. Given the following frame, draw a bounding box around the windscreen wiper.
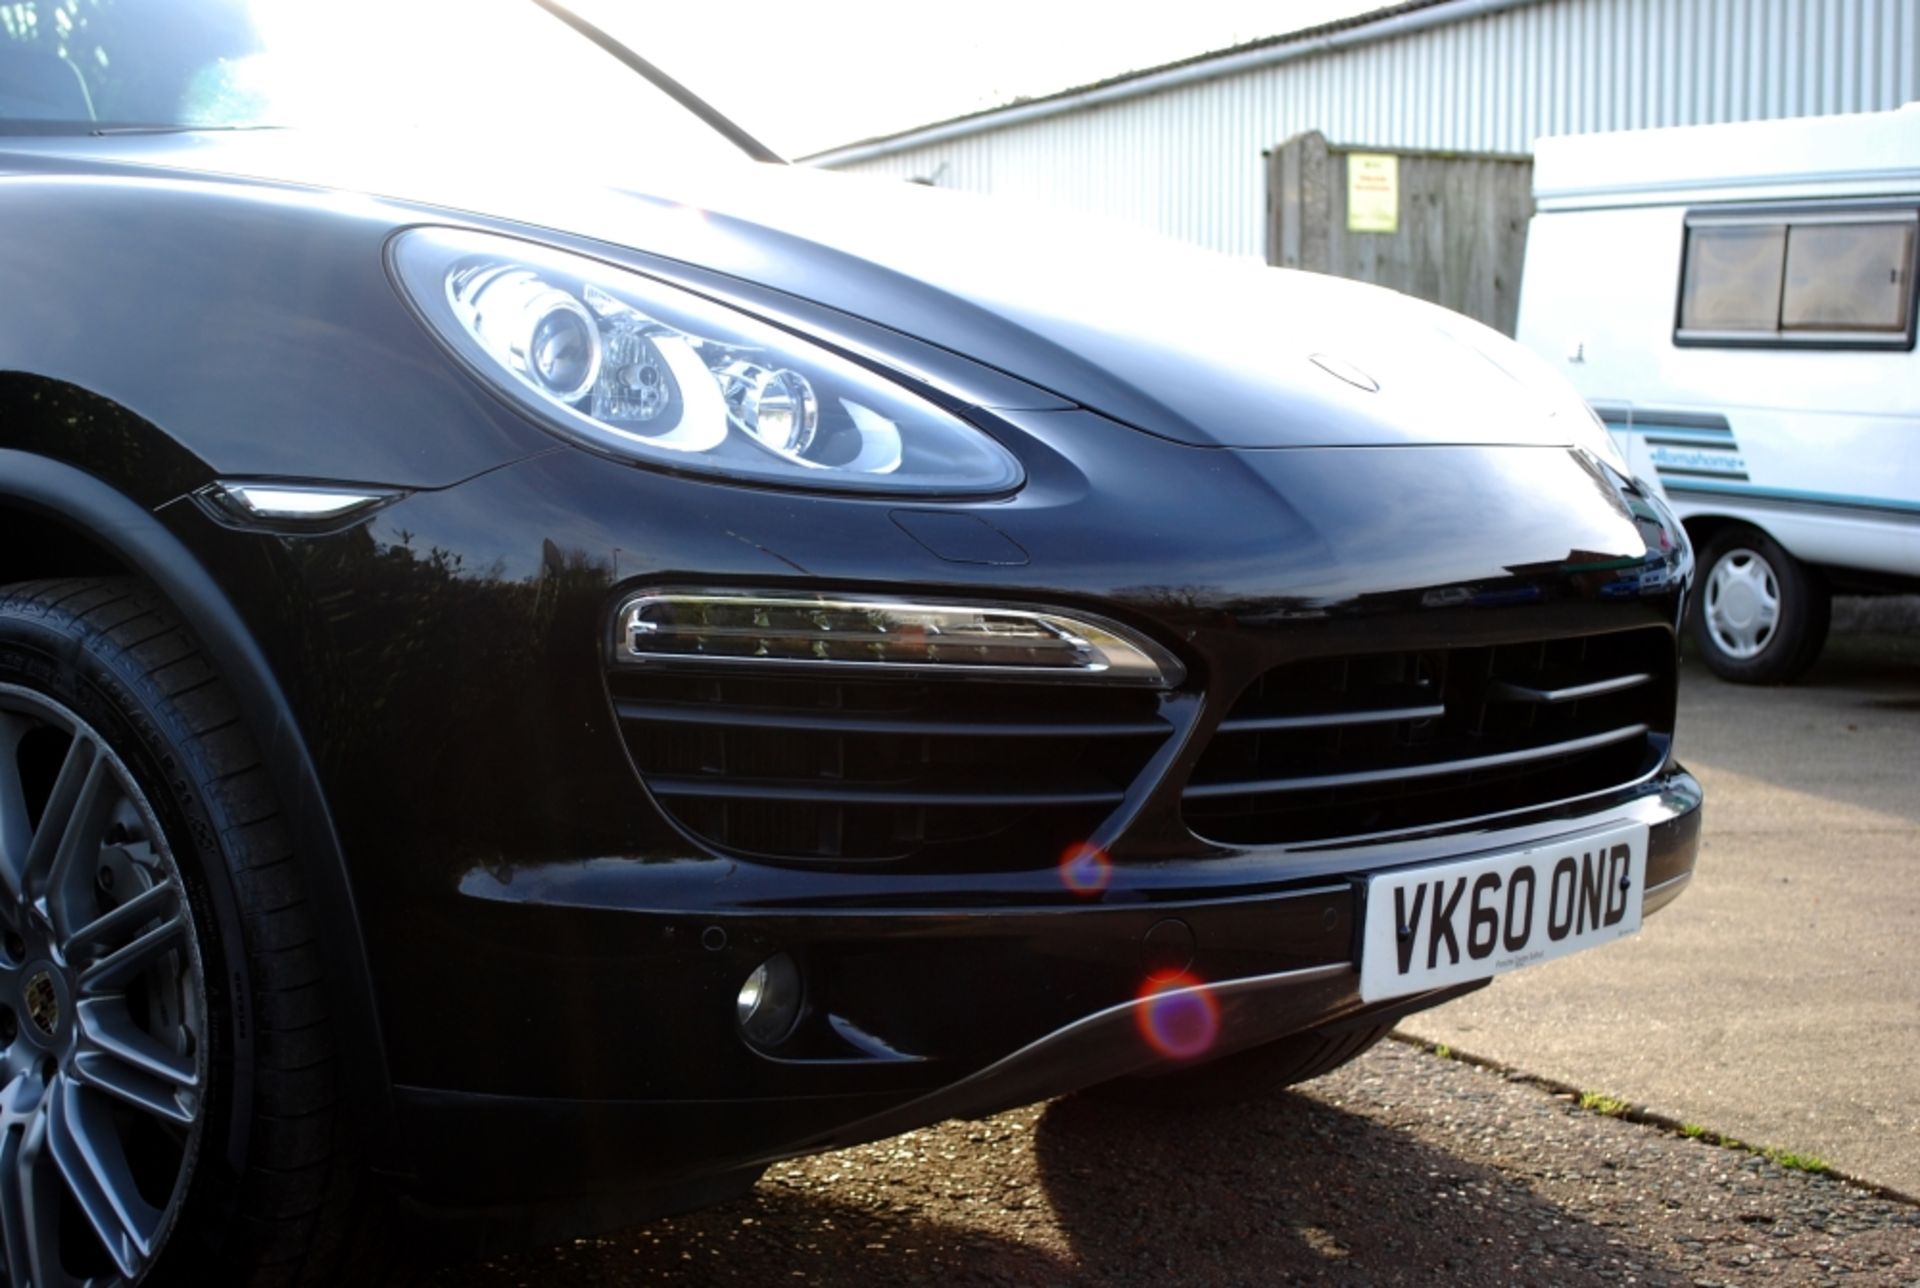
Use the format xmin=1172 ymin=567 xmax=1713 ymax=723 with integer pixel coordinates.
xmin=90 ymin=124 xmax=291 ymax=136
xmin=526 ymin=0 xmax=784 ymax=164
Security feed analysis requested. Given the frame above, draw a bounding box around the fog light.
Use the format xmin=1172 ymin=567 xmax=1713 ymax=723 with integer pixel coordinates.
xmin=736 ymin=952 xmax=803 ymax=1049
xmin=614 ymin=590 xmax=1183 ymax=687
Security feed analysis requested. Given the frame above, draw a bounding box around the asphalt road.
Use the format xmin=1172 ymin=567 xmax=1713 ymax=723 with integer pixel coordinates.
xmin=437 ymin=1041 xmax=1918 ymax=1286
xmin=1404 ymin=610 xmax=1920 ymax=1196
xmin=432 ymin=606 xmax=1920 ymax=1284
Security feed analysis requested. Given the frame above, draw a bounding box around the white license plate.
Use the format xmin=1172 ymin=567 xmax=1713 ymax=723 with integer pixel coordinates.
xmin=1358 ymin=821 xmax=1649 ymax=1003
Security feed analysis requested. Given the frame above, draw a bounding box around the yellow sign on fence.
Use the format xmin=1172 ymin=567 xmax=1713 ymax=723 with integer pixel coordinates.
xmin=1347 ymin=153 xmax=1400 ymax=233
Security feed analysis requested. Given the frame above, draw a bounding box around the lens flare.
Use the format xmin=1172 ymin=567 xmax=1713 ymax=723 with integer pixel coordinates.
xmin=1134 ymin=971 xmax=1220 ymax=1061
xmin=1058 ymin=842 xmax=1112 ymax=896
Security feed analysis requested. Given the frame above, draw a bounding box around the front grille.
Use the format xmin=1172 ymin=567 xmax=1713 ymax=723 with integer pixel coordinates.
xmin=610 ymin=670 xmax=1172 ymax=866
xmin=1183 ymin=628 xmax=1674 ymax=845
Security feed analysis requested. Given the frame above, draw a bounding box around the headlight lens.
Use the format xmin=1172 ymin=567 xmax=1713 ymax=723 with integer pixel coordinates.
xmin=390 ymin=228 xmax=1023 ymax=495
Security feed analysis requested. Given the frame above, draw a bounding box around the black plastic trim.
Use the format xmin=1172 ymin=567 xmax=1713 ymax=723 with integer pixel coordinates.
xmin=648 ymin=773 xmax=1129 ymax=808
xmin=614 ymin=697 xmax=1169 ymax=738
xmin=1186 ymin=724 xmax=1650 ymax=797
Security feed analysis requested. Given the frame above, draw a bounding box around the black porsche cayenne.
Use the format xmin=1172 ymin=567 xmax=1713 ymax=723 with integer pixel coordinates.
xmin=0 ymin=0 xmax=1700 ymax=1281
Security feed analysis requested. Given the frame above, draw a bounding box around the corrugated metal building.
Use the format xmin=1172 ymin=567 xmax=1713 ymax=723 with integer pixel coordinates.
xmin=805 ymin=0 xmax=1920 ymax=260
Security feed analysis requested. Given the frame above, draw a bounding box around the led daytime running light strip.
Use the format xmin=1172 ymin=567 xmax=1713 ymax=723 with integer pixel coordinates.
xmin=613 ymin=592 xmax=1184 ymax=688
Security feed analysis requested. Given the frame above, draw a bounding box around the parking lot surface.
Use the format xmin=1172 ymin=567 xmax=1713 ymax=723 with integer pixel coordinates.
xmin=438 ymin=1040 xmax=1918 ymax=1286
xmin=1405 ymin=617 xmax=1920 ymax=1196
xmin=437 ymin=612 xmax=1919 ymax=1285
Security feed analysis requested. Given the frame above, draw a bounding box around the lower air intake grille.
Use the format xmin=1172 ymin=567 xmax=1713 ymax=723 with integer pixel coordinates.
xmin=610 ymin=671 xmax=1171 ymax=866
xmin=1183 ymin=627 xmax=1674 ymax=845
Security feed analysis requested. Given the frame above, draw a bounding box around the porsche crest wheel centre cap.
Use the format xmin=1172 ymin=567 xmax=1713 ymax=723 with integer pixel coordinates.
xmin=23 ymin=967 xmax=59 ymax=1038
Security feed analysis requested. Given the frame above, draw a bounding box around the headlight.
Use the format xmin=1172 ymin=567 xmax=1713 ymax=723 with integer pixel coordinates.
xmin=390 ymin=228 xmax=1024 ymax=495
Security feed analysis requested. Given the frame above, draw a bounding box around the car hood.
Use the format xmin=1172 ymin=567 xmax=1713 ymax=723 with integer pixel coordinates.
xmin=5 ymin=132 xmax=1590 ymax=451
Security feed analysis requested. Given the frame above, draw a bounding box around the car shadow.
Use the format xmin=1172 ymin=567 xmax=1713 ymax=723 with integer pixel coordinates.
xmin=421 ymin=1183 xmax=1078 ymax=1286
xmin=1026 ymin=1086 xmax=1682 ymax=1286
xmin=425 ymin=1084 xmax=1684 ymax=1286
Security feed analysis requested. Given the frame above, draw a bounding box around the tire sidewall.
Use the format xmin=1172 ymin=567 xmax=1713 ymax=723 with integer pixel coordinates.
xmin=0 ymin=592 xmax=258 ymax=1278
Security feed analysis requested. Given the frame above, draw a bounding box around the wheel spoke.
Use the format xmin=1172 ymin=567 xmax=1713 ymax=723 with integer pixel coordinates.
xmin=23 ymin=736 xmax=115 ymax=932
xmin=0 ymin=713 xmax=40 ymax=910
xmin=77 ymin=914 xmax=189 ymax=997
xmin=62 ymin=880 xmax=178 ymax=959
xmin=0 ymin=1126 xmax=28 ymax=1288
xmin=0 ymin=1080 xmax=35 ymax=1288
xmin=18 ymin=1098 xmax=77 ymax=1288
xmin=47 ymin=1077 xmax=159 ymax=1280
xmin=74 ymin=999 xmax=199 ymax=1127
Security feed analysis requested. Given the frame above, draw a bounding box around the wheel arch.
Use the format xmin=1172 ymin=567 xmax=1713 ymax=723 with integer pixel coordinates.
xmin=1679 ymin=512 xmax=1751 ymax=554
xmin=0 ymin=443 xmax=396 ymax=1156
xmin=1682 ymin=512 xmax=1831 ymax=591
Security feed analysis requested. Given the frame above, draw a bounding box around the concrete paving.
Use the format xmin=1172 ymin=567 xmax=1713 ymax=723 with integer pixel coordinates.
xmin=1403 ymin=608 xmax=1920 ymax=1197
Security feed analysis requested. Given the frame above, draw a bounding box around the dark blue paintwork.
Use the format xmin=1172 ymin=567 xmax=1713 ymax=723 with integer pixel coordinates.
xmin=0 ymin=118 xmax=1699 ymax=1231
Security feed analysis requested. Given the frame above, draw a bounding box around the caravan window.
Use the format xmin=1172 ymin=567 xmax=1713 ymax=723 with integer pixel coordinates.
xmin=1782 ymin=221 xmax=1915 ymax=333
xmin=1677 ymin=209 xmax=1918 ymax=349
xmin=1679 ymin=226 xmax=1786 ymax=330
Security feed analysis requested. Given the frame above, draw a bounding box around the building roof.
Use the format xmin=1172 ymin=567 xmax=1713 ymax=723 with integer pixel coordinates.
xmin=1533 ymin=102 xmax=1920 ymax=210
xmin=801 ymin=0 xmax=1511 ymax=166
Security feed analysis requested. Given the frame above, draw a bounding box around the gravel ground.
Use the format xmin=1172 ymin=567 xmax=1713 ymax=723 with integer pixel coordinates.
xmin=431 ymin=1040 xmax=1919 ymax=1286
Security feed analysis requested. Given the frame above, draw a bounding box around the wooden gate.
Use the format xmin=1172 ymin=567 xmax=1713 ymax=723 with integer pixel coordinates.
xmin=1266 ymin=130 xmax=1535 ymax=335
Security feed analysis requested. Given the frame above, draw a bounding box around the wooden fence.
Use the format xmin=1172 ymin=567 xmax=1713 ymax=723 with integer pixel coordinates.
xmin=1266 ymin=130 xmax=1535 ymax=335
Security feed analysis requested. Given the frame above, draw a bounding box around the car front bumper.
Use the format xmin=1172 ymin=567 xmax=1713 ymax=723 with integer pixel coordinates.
xmin=390 ymin=774 xmax=1698 ymax=1209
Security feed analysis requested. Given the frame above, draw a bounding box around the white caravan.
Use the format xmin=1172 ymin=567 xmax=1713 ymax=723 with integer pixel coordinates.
xmin=1518 ymin=106 xmax=1919 ymax=683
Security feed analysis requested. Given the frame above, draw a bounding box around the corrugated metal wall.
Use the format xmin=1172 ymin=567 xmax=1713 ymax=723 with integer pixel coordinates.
xmin=819 ymin=0 xmax=1920 ymax=258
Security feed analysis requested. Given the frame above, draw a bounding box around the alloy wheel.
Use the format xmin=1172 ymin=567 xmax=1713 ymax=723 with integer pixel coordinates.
xmin=0 ymin=685 xmax=207 ymax=1285
xmin=1703 ymin=547 xmax=1781 ymax=660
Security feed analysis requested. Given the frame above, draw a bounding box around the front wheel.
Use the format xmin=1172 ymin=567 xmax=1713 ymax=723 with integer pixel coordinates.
xmin=1688 ymin=525 xmax=1830 ymax=684
xmin=0 ymin=680 xmax=209 ymax=1284
xmin=0 ymin=579 xmax=356 ymax=1285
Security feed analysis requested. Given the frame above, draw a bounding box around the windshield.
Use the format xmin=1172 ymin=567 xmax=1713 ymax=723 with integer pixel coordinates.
xmin=0 ymin=0 xmax=744 ymax=161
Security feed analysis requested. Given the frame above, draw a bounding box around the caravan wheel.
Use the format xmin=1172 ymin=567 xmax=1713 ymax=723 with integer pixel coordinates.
xmin=1689 ymin=525 xmax=1830 ymax=684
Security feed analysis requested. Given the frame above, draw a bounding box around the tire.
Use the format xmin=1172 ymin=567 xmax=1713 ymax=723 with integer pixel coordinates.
xmin=0 ymin=578 xmax=357 ymax=1285
xmin=1082 ymin=1022 xmax=1393 ymax=1111
xmin=1688 ymin=525 xmax=1831 ymax=684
